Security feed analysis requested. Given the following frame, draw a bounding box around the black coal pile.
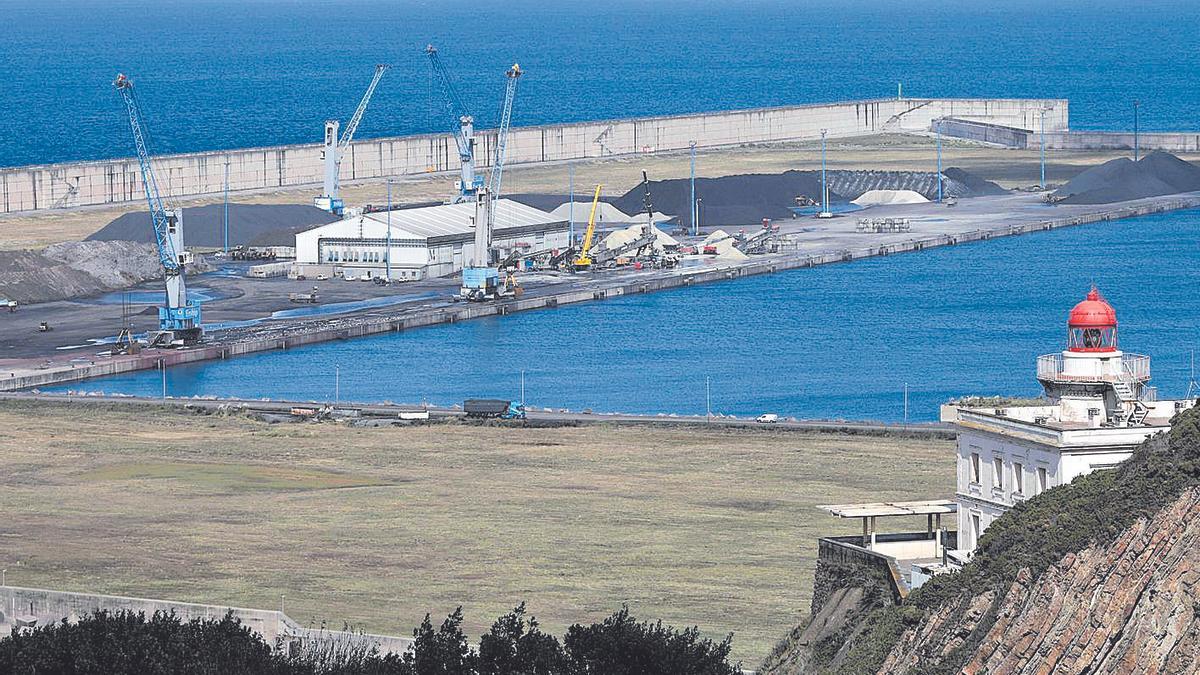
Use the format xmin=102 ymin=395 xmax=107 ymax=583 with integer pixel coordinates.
xmin=1053 ymin=151 xmax=1200 ymax=204
xmin=943 ymin=167 xmax=1008 ymax=196
xmin=613 ymin=171 xmax=840 ymax=226
xmin=89 ymin=203 xmax=341 ymax=248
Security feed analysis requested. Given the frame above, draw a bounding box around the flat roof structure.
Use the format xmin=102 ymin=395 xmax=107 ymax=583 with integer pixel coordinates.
xmin=818 ymin=499 xmax=957 ymax=518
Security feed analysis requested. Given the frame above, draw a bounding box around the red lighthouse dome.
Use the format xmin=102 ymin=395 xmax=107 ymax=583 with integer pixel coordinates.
xmin=1067 ymin=287 xmax=1118 ymax=352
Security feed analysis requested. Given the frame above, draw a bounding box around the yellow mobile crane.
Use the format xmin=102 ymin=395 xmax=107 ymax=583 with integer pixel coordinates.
xmin=572 ymin=185 xmax=603 ymax=270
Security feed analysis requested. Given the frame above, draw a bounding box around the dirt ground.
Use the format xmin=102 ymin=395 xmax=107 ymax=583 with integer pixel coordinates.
xmin=1 ymin=135 xmax=1183 ymax=251
xmin=0 ymin=400 xmax=953 ymax=664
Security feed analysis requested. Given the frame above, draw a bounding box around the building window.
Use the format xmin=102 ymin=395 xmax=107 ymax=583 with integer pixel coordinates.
xmin=1013 ymin=462 xmax=1024 ymax=495
xmin=1037 ymin=467 xmax=1049 ymax=494
xmin=970 ymin=452 xmax=981 ymax=484
xmin=971 ymin=513 xmax=982 ymax=547
xmin=993 ymin=457 xmax=1004 ymax=490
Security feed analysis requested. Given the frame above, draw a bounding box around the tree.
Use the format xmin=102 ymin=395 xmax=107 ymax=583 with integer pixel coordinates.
xmin=401 ymin=607 xmax=477 ymax=675
xmin=563 ymin=606 xmax=741 ymax=675
xmin=478 ymin=603 xmax=566 ymax=675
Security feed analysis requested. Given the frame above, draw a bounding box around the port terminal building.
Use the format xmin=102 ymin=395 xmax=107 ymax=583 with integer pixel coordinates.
xmin=293 ymin=199 xmax=568 ymax=280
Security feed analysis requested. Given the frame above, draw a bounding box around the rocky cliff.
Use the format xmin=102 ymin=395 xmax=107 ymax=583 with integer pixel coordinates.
xmin=763 ymin=405 xmax=1200 ymax=674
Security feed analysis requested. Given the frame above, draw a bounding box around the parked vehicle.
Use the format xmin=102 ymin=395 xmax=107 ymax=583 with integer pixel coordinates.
xmin=755 ymin=413 xmax=779 ymax=424
xmin=464 ymin=399 xmax=526 ymax=420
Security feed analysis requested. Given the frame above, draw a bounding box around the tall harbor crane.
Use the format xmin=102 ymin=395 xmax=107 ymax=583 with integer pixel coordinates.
xmin=459 ymin=63 xmax=523 ymax=302
xmin=113 ymin=73 xmax=202 ymax=346
xmin=315 ymin=64 xmax=390 ymax=215
xmin=426 ymin=45 xmax=480 ymax=203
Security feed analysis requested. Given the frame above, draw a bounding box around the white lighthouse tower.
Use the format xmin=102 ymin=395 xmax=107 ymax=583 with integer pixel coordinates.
xmin=1035 ymin=286 xmax=1151 ymax=427
xmin=947 ymin=286 xmax=1195 ymax=555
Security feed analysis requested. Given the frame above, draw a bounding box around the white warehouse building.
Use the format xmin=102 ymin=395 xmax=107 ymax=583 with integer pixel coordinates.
xmin=294 ymin=199 xmax=569 ymax=280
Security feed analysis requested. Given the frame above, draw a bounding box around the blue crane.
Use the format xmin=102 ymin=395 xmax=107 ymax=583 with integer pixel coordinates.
xmin=426 ymin=45 xmax=482 ymax=203
xmin=113 ymin=73 xmax=202 ymax=346
xmin=485 ymin=62 xmax=522 ymax=229
xmin=316 ymin=64 xmax=390 ymax=215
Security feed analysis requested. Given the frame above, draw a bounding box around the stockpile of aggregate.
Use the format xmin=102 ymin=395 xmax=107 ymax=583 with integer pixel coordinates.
xmin=0 ymin=241 xmax=211 ymax=304
xmin=89 ymin=203 xmax=340 ymax=248
xmin=1053 ymin=151 xmax=1200 ymax=204
xmin=613 ymin=168 xmax=1005 ymax=226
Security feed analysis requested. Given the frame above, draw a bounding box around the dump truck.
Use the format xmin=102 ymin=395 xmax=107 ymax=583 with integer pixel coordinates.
xmin=463 ymin=398 xmax=526 ymax=419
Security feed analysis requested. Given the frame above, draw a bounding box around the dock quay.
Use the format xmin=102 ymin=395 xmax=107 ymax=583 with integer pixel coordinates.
xmin=3 ymin=190 xmax=1197 ymax=393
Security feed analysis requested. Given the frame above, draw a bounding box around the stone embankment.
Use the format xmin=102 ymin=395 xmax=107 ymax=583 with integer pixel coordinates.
xmin=879 ymin=487 xmax=1200 ymax=673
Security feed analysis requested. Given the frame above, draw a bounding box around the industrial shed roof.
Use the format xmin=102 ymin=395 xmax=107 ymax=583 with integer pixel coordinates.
xmin=357 ymin=199 xmax=562 ymax=240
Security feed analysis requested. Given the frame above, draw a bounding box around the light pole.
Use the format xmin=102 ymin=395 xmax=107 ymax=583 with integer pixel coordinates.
xmin=385 ymin=179 xmax=393 ymax=283
xmin=1040 ymin=108 xmax=1047 ymax=189
xmin=520 ymin=369 xmax=525 ymax=408
xmin=935 ymin=119 xmax=943 ymax=203
xmin=568 ymin=163 xmax=575 ymax=246
xmin=334 ymin=365 xmax=340 ymax=404
xmin=689 ymin=141 xmax=697 ymax=236
xmin=1133 ymin=100 xmax=1141 ymax=161
xmin=705 ymin=376 xmax=712 ymax=421
xmin=820 ymin=129 xmax=829 ymax=214
xmin=903 ymin=383 xmax=909 ymax=426
xmin=223 ymin=159 xmax=230 ymax=254
xmin=160 ymin=358 xmax=166 ymax=400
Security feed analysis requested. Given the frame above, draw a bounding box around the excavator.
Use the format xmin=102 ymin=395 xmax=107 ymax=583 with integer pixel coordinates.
xmin=571 ymin=185 xmax=604 ymax=270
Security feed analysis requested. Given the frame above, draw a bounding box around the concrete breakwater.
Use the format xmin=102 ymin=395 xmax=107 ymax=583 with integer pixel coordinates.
xmin=3 ymin=193 xmax=1196 ymax=394
xmin=0 ymin=98 xmax=1064 ymax=214
xmin=941 ymin=118 xmax=1200 ymax=152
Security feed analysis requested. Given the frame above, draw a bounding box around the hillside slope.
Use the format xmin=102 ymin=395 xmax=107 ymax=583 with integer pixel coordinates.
xmin=764 ymin=405 xmax=1200 ymax=674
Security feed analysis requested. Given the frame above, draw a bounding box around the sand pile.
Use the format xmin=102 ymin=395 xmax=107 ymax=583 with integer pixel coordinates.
xmin=1053 ymin=151 xmax=1200 ymax=204
xmin=90 ymin=203 xmax=340 ymax=248
xmin=852 ymin=189 xmax=929 ymax=206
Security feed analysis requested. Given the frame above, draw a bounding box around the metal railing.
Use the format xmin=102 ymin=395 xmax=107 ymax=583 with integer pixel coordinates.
xmin=1036 ymin=353 xmax=1150 ymax=383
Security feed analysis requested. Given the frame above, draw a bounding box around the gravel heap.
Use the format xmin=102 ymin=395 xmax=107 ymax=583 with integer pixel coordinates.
xmin=1053 ymin=151 xmax=1200 ymax=204
xmin=89 ymin=203 xmax=341 ymax=248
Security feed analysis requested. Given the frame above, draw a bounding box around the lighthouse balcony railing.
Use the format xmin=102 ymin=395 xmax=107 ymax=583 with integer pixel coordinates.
xmin=1036 ymin=353 xmax=1151 ymax=383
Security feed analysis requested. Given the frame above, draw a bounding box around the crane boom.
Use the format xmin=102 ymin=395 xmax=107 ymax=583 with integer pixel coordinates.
xmin=340 ymin=64 xmax=389 ymax=151
xmin=317 ymin=64 xmax=390 ymax=215
xmin=113 ymin=73 xmax=202 ymax=345
xmin=486 ymin=63 xmax=522 ymax=203
xmin=572 ymin=185 xmax=603 ymax=269
xmin=426 ymin=45 xmax=479 ymax=202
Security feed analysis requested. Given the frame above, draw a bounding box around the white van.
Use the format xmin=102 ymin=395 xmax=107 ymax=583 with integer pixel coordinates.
xmin=755 ymin=413 xmax=779 ymax=424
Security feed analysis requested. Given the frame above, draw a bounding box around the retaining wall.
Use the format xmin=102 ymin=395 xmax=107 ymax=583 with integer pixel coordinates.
xmin=0 ymin=98 xmax=1066 ymax=214
xmin=4 ymin=192 xmax=1195 ymax=394
xmin=941 ymin=118 xmax=1200 ymax=152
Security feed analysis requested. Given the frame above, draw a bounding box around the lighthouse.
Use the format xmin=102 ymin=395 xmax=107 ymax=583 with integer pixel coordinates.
xmin=1035 ymin=287 xmax=1151 ymax=427
xmin=945 ymin=286 xmax=1195 ymax=555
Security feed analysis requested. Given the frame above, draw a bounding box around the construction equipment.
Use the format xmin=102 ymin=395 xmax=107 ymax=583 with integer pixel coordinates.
xmin=315 ymin=64 xmax=390 ymax=215
xmin=426 ymin=45 xmax=480 ymax=203
xmin=572 ymin=185 xmax=604 ymax=269
xmin=735 ymin=219 xmax=782 ymax=254
xmin=458 ymin=62 xmax=523 ymax=301
xmin=113 ymin=73 xmax=203 ymax=346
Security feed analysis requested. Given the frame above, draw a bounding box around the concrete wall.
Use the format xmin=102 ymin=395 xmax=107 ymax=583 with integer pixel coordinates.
xmin=0 ymin=98 xmax=1067 ymax=215
xmin=941 ymin=118 xmax=1200 ymax=152
xmin=0 ymin=585 xmax=412 ymax=656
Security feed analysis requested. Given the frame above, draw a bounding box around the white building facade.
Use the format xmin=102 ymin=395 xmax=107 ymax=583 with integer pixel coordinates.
xmin=947 ymin=288 xmax=1196 ymax=553
xmin=294 ymin=199 xmax=568 ymax=280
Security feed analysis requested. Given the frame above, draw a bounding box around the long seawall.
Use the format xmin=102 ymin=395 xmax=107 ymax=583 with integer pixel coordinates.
xmin=0 ymin=98 xmax=1065 ymax=214
xmin=3 ymin=192 xmax=1193 ymax=393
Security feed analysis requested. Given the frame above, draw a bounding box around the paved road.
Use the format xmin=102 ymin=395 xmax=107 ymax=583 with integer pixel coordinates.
xmin=0 ymin=391 xmax=953 ymax=436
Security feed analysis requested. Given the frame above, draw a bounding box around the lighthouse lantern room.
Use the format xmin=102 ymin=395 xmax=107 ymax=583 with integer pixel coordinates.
xmin=1035 ymin=287 xmax=1152 ymax=427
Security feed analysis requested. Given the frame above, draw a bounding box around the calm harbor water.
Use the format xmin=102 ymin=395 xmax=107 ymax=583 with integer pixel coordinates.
xmin=52 ymin=210 xmax=1200 ymax=421
xmin=3 ymin=0 xmax=1199 ymax=167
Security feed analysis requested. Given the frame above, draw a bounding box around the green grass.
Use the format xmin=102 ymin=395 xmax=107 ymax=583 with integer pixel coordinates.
xmin=0 ymin=400 xmax=952 ymax=663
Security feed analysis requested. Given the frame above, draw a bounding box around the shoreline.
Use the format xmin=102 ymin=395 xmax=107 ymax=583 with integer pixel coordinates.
xmin=3 ymin=192 xmax=1198 ymax=394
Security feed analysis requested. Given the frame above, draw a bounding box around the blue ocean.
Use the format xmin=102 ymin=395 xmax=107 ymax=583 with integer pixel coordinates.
xmin=56 ymin=211 xmax=1200 ymax=421
xmin=3 ymin=0 xmax=1199 ymax=168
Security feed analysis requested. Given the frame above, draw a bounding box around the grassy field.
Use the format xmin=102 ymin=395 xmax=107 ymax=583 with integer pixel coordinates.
xmin=0 ymin=400 xmax=953 ymax=663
